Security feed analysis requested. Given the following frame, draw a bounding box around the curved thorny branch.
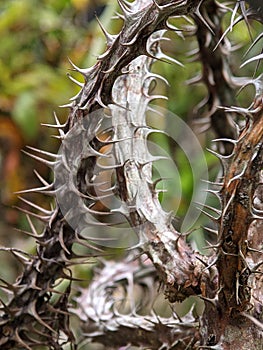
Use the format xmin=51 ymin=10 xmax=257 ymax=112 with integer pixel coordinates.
xmin=0 ymin=0 xmax=262 ymax=349
xmin=76 ymin=258 xmax=199 ymax=349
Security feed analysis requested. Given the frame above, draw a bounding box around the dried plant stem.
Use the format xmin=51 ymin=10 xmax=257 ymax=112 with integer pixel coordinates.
xmin=0 ymin=1 xmax=262 ymax=349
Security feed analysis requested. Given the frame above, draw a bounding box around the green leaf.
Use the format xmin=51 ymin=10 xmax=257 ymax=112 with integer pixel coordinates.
xmin=12 ymin=91 xmax=38 ymax=141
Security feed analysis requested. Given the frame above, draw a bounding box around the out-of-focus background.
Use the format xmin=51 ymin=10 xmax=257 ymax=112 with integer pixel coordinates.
xmin=0 ymin=0 xmax=118 ymax=283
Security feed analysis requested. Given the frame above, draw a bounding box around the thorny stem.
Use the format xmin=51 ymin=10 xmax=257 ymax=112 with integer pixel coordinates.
xmin=217 ymin=101 xmax=263 ymax=313
xmin=66 ymin=0 xmax=201 ymax=123
xmin=77 ymin=259 xmax=199 ymax=349
xmin=192 ymin=1 xmax=263 ymax=347
xmin=111 ymin=28 xmax=212 ymax=304
xmin=0 ymin=0 xmax=263 ymax=349
xmin=193 ymin=0 xmax=237 ymax=155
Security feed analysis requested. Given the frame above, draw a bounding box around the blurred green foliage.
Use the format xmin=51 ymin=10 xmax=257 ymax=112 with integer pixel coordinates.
xmin=0 ymin=0 xmax=107 ymax=197
xmin=0 ymin=0 xmax=111 ymax=289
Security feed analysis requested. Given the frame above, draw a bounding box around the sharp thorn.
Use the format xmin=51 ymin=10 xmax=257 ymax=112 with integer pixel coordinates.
xmin=21 ymin=150 xmax=55 ymax=168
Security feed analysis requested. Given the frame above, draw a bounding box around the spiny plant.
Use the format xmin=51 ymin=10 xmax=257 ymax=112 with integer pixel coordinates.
xmin=0 ymin=0 xmax=262 ymax=349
